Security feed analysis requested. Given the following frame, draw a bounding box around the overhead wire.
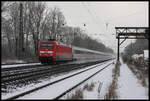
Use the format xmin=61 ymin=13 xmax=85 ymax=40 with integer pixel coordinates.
xmin=81 ymin=2 xmax=118 ymax=49
xmin=85 ymin=2 xmax=111 ymax=37
xmin=81 ymin=2 xmax=104 ymax=32
xmin=82 ymin=2 xmax=113 ymax=37
xmin=81 ymin=2 xmax=146 ymax=39
xmin=85 ymin=2 xmax=105 ymax=25
xmin=85 ymin=2 xmax=146 ymax=28
xmin=80 ymin=2 xmax=147 ymax=51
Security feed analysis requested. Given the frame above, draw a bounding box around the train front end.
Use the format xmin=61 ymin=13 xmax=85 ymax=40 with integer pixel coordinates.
xmin=38 ymin=41 xmax=57 ymax=64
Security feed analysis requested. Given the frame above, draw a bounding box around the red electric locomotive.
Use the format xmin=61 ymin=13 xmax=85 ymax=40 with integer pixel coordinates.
xmin=38 ymin=39 xmax=73 ymax=64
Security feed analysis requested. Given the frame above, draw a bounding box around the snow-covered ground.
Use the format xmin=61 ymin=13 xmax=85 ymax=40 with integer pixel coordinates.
xmin=1 ymin=59 xmax=106 ymax=69
xmin=2 ymin=58 xmax=148 ymax=100
xmin=2 ymin=59 xmax=26 ymax=64
xmin=16 ymin=60 xmax=114 ymax=99
xmin=61 ymin=59 xmax=115 ymax=99
xmin=1 ymin=63 xmax=42 ymax=68
xmin=116 ymin=58 xmax=149 ymax=99
xmin=62 ymin=57 xmax=149 ymax=99
xmin=1 ymin=60 xmax=113 ymax=100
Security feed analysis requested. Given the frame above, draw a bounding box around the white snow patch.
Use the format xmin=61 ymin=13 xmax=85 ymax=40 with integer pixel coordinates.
xmin=1 ymin=63 xmax=41 ymax=68
xmin=116 ymin=57 xmax=148 ymax=99
xmin=144 ymin=50 xmax=149 ymax=60
xmin=2 ymin=60 xmax=25 ymax=64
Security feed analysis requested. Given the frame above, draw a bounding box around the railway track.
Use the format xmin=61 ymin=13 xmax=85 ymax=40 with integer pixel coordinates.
xmin=2 ymin=62 xmax=74 ymax=91
xmin=2 ymin=60 xmax=110 ymax=86
xmin=55 ymin=61 xmax=113 ymax=100
xmin=2 ymin=63 xmax=91 ymax=84
xmin=1 ymin=61 xmax=73 ymax=75
xmin=2 ymin=59 xmax=114 ymax=100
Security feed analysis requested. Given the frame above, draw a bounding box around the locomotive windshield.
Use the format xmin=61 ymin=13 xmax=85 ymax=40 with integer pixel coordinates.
xmin=41 ymin=44 xmax=54 ymax=49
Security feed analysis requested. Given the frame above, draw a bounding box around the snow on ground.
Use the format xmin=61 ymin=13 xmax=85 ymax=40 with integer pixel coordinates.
xmin=2 ymin=57 xmax=148 ymax=100
xmin=62 ymin=57 xmax=149 ymax=100
xmin=83 ymin=62 xmax=115 ymax=99
xmin=61 ymin=60 xmax=116 ymax=99
xmin=2 ymin=59 xmax=25 ymax=64
xmin=1 ymin=59 xmax=106 ymax=68
xmin=1 ymin=60 xmax=112 ymax=100
xmin=1 ymin=63 xmax=42 ymax=68
xmin=16 ymin=60 xmax=114 ymax=99
xmin=116 ymin=57 xmax=149 ymax=99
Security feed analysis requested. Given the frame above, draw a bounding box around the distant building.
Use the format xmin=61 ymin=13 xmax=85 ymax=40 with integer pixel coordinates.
xmin=132 ymin=50 xmax=149 ymax=62
xmin=132 ymin=54 xmax=142 ymax=59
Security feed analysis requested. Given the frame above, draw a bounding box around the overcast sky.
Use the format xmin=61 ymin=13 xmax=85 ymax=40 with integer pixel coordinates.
xmin=46 ymin=1 xmax=148 ymax=53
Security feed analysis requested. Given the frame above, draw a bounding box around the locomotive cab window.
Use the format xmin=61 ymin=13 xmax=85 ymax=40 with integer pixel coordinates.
xmin=41 ymin=44 xmax=54 ymax=49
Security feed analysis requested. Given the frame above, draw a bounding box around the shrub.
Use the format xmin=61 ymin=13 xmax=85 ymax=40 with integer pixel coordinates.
xmin=67 ymin=88 xmax=83 ymax=99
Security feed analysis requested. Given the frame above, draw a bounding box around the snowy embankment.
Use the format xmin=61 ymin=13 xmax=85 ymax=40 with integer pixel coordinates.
xmin=1 ymin=63 xmax=41 ymax=68
xmin=62 ymin=57 xmax=149 ymax=99
xmin=116 ymin=58 xmax=148 ymax=99
xmin=2 ymin=59 xmax=26 ymax=64
xmin=2 ymin=57 xmax=148 ymax=99
xmin=16 ymin=60 xmax=114 ymax=99
xmin=2 ymin=60 xmax=113 ymax=100
xmin=61 ymin=60 xmax=116 ymax=99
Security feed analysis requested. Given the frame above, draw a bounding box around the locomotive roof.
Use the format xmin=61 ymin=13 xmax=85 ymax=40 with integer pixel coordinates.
xmin=40 ymin=41 xmax=72 ymax=47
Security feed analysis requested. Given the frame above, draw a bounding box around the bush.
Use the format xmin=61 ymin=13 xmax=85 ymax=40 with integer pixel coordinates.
xmin=67 ymin=88 xmax=83 ymax=99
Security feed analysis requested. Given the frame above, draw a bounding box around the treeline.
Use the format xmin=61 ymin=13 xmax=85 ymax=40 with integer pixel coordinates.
xmin=1 ymin=2 xmax=114 ymax=60
xmin=73 ymin=35 xmax=114 ymax=53
xmin=2 ymin=2 xmax=67 ymax=59
xmin=123 ymin=39 xmax=148 ymax=61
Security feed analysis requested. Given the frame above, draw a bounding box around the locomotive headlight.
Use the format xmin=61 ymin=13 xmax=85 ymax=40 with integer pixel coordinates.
xmin=40 ymin=51 xmax=45 ymax=53
xmin=48 ymin=51 xmax=53 ymax=53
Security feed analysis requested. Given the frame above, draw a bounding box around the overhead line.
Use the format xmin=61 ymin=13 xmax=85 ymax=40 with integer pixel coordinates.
xmin=82 ymin=2 xmax=111 ymax=38
xmin=81 ymin=2 xmax=103 ymax=31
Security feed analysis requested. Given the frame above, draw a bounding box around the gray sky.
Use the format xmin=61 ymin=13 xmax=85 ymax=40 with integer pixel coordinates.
xmin=46 ymin=1 xmax=148 ymax=53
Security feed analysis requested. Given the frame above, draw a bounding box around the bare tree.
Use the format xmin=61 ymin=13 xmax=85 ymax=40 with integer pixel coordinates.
xmin=2 ymin=18 xmax=13 ymax=54
xmin=2 ymin=2 xmax=20 ymax=58
xmin=27 ymin=2 xmax=46 ymax=55
xmin=47 ymin=7 xmax=66 ymax=40
xmin=9 ymin=2 xmax=20 ymax=57
xmin=1 ymin=2 xmax=12 ymax=13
